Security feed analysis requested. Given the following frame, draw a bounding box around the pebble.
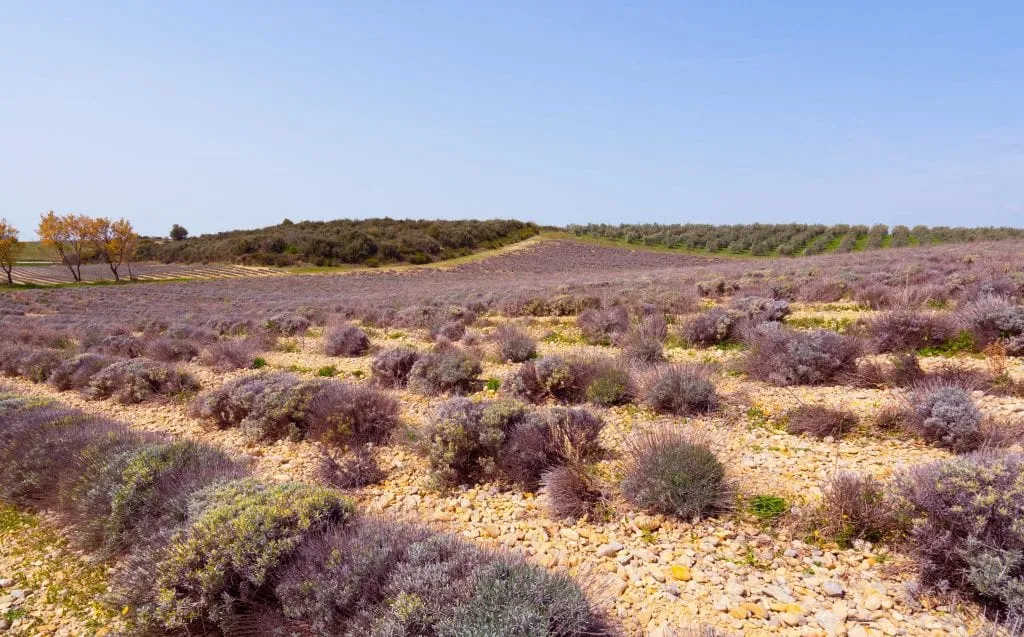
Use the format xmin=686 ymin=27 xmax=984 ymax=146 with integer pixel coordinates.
xmin=823 ymin=580 xmax=845 ymax=597
xmin=596 ymin=542 xmax=623 ymax=558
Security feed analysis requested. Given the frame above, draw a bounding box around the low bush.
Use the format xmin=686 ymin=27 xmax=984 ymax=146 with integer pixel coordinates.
xmin=420 ymin=398 xmax=604 ymax=489
xmin=505 ymin=354 xmax=633 ymax=406
xmin=88 ymin=359 xmax=200 ymax=404
xmin=899 ymin=452 xmax=1024 ymax=618
xmin=500 ymin=407 xmax=604 ymax=487
xmin=542 ymin=464 xmax=603 ymax=520
xmin=494 ymin=324 xmax=536 ymax=363
xmin=370 ymin=347 xmax=422 ymax=387
xmin=814 ymin=471 xmax=904 ymax=548
xmin=192 ymin=373 xmax=318 ymax=441
xmin=324 ymin=325 xmax=370 ymax=357
xmin=864 ymin=308 xmax=957 ymax=353
xmin=576 ymin=306 xmax=630 ymax=345
xmin=959 ymin=295 xmax=1024 ymax=348
xmin=444 ymin=560 xmax=599 ymax=636
xmin=14 ymin=348 xmax=65 ymax=383
xmin=785 ymin=405 xmax=858 ymax=439
xmin=505 ymin=356 xmax=586 ymax=404
xmin=49 ymin=353 xmax=115 ymax=390
xmin=146 ymin=338 xmax=200 ymax=363
xmin=305 ymin=382 xmax=401 ymax=446
xmin=730 ymin=296 xmax=790 ymax=323
xmin=433 ymin=320 xmax=468 ymax=341
xmin=316 ymin=447 xmax=385 ymax=488
xmin=744 ymin=325 xmax=861 ymax=386
xmin=0 ymin=404 xmax=137 ymax=507
xmin=407 ymin=346 xmax=482 ymax=395
xmin=621 ymin=427 xmax=732 ymax=519
xmin=165 ymin=324 xmax=218 ymax=343
xmin=640 ymin=364 xmax=718 ymax=415
xmin=199 ymin=339 xmax=259 ymax=371
xmin=196 ymin=374 xmax=399 ymax=445
xmin=583 ymin=357 xmax=634 ymax=407
xmin=620 ymin=314 xmax=667 ymax=363
xmin=274 ymin=519 xmax=607 ymax=636
xmin=145 ymin=479 xmax=353 ymax=627
xmin=682 ymin=308 xmax=737 ymax=347
xmin=904 ymin=382 xmax=983 ymax=453
xmin=65 ymin=440 xmax=245 ymax=557
xmin=92 ymin=334 xmax=146 ymax=358
xmin=620 ymin=335 xmax=664 ymax=363
xmin=263 ymin=313 xmax=311 ymax=336
xmin=419 ymin=398 xmax=518 ymax=487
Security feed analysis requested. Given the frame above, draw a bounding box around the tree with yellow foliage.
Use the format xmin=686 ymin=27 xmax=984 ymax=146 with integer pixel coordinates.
xmin=37 ymin=211 xmax=92 ymax=282
xmin=0 ymin=218 xmax=23 ymax=285
xmin=86 ymin=217 xmax=139 ymax=281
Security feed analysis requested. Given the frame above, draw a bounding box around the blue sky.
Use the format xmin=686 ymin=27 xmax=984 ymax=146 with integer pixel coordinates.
xmin=2 ymin=1 xmax=1022 ymax=237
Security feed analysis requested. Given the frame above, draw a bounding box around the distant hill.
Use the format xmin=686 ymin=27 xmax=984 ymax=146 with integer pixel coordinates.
xmin=137 ymin=218 xmax=539 ymax=267
xmin=568 ymin=223 xmax=1024 ymax=256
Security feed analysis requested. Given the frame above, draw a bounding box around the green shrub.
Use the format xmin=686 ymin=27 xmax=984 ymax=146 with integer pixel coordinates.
xmin=584 ymin=363 xmax=633 ymax=407
xmin=407 ymin=347 xmax=482 ymax=395
xmin=67 ymin=440 xmax=244 ymax=556
xmin=621 ymin=428 xmax=731 ymax=519
xmin=640 ymin=364 xmax=718 ymax=415
xmin=899 ymin=452 xmax=1024 ymax=618
xmin=148 ymin=479 xmax=352 ymax=627
xmin=442 ymin=561 xmax=600 ymax=636
xmin=87 ymin=359 xmax=200 ymax=404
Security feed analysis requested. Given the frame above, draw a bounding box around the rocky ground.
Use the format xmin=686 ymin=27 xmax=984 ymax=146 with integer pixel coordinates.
xmin=2 ymin=307 xmax=1022 ymax=636
xmin=0 ymin=506 xmax=123 ymax=636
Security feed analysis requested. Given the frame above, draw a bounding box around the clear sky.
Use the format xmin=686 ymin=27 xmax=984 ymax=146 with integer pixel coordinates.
xmin=2 ymin=1 xmax=1022 ymax=237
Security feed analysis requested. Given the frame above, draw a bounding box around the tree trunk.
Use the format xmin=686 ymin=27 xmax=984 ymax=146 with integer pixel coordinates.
xmin=3 ymin=267 xmax=11 ymax=286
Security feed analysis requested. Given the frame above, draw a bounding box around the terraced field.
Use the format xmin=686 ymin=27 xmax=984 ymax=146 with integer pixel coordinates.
xmin=8 ymin=262 xmax=284 ymax=285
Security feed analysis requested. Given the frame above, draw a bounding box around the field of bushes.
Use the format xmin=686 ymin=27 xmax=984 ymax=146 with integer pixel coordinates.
xmin=1 ymin=235 xmax=1023 ymax=635
xmin=569 ymin=223 xmax=1024 ymax=256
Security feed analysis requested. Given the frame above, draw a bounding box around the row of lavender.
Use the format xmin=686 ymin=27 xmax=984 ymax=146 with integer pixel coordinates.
xmin=0 ymin=389 xmax=610 ymax=635
xmin=2 ymin=238 xmax=1022 ymax=336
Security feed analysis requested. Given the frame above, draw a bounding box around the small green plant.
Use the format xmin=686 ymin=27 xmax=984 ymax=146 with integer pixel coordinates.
xmin=748 ymin=495 xmax=788 ymax=522
xmin=663 ymin=333 xmax=687 ymax=349
xmin=3 ymin=609 xmax=27 ymax=622
xmin=918 ymin=330 xmax=976 ymax=357
xmin=350 ymin=369 xmax=365 ymax=379
xmin=387 ymin=330 xmax=406 ymax=339
xmin=485 ymin=377 xmax=501 ymax=391
xmin=786 ymin=316 xmax=855 ymax=333
xmin=713 ymin=340 xmax=746 ymax=351
xmin=252 ymin=357 xmax=268 ymax=369
xmin=279 ymin=338 xmax=301 ymax=353
xmin=745 ymin=405 xmax=773 ymax=429
xmin=316 ymin=365 xmax=338 ymax=377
